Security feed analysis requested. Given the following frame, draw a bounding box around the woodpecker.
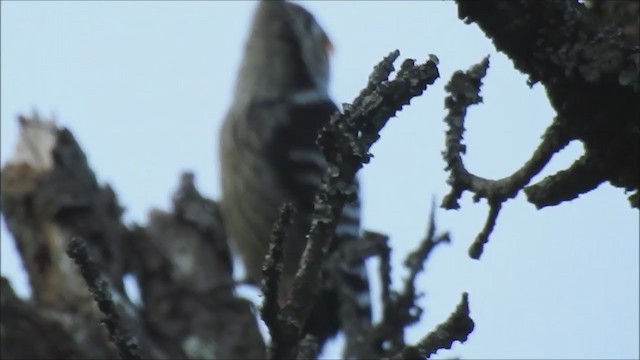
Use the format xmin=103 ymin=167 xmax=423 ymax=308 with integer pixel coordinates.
xmin=218 ymin=0 xmax=370 ymax=346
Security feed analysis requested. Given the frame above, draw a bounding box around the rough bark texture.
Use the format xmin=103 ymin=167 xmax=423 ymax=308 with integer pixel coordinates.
xmin=0 ymin=51 xmax=472 ymax=359
xmin=3 ymin=1 xmax=634 ymax=358
xmin=441 ymin=0 xmax=639 ymax=258
xmin=1 ymin=115 xmax=264 ymax=359
xmin=455 ymin=0 xmax=639 ymax=206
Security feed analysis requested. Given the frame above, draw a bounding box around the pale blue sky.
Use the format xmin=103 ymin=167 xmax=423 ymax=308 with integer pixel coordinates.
xmin=1 ymin=2 xmax=638 ymax=359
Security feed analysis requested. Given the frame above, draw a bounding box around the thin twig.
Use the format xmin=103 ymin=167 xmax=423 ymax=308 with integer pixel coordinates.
xmin=262 ymin=203 xmax=294 ymax=360
xmin=66 ymin=237 xmax=143 ymax=360
xmin=468 ymin=200 xmax=501 ymax=259
xmin=403 ymin=199 xmax=451 ymax=284
xmin=369 ymin=201 xmax=451 ymax=357
xmin=442 ymin=57 xmax=572 ymax=258
xmin=392 ymin=293 xmax=474 ymax=360
xmin=272 ymin=50 xmax=440 ymax=359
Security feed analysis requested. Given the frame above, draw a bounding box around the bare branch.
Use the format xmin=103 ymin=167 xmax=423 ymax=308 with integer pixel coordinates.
xmin=456 ymin=0 xmax=639 ymax=206
xmin=67 ymin=237 xmax=143 ymax=360
xmin=1 ymin=114 xmax=156 ymax=358
xmin=403 ymin=199 xmax=451 ymax=283
xmin=392 ymin=293 xmax=474 ymax=360
xmin=364 ymin=231 xmax=392 ymax=316
xmin=370 ymin=202 xmax=451 ymax=357
xmin=1 ymin=115 xmax=264 ymax=359
xmin=524 ymin=153 xmax=608 ymax=208
xmin=263 ymin=203 xmax=294 ymax=359
xmin=468 ymin=200 xmax=501 ymax=259
xmin=442 ymin=58 xmax=574 ymax=258
xmin=265 ymin=50 xmax=440 ymax=358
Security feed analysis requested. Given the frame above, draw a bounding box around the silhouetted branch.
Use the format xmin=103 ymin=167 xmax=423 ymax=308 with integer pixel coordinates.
xmin=369 ymin=202 xmax=451 ymax=357
xmin=1 ymin=115 xmax=264 ymax=359
xmin=403 ymin=199 xmax=451 ymax=284
xmin=368 ymin=231 xmax=392 ymax=313
xmin=468 ymin=199 xmax=501 ymax=259
xmin=456 ymin=0 xmax=639 ymax=207
xmin=1 ymin=114 xmax=154 ymax=359
xmin=67 ymin=237 xmax=143 ymax=360
xmin=263 ymin=203 xmax=294 ymax=359
xmin=392 ymin=293 xmax=474 ymax=360
xmin=442 ymin=57 xmax=574 ymax=258
xmin=524 ymin=153 xmax=608 ymax=208
xmin=266 ymin=50 xmax=440 ymax=359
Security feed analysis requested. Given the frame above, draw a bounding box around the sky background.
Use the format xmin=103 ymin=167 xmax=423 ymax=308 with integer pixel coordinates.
xmin=1 ymin=1 xmax=638 ymax=359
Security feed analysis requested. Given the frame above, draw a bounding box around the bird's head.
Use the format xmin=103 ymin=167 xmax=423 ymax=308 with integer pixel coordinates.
xmin=234 ymin=1 xmax=333 ymax=102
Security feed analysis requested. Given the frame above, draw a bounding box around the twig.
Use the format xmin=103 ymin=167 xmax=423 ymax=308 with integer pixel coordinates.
xmin=392 ymin=293 xmax=474 ymax=360
xmin=468 ymin=199 xmax=501 ymax=259
xmin=271 ymin=49 xmax=440 ymax=359
xmin=66 ymin=237 xmax=143 ymax=360
xmin=403 ymin=199 xmax=451 ymax=284
xmin=262 ymin=203 xmax=294 ymax=359
xmin=370 ymin=201 xmax=450 ymax=356
xmin=456 ymin=0 xmax=639 ymax=206
xmin=442 ymin=57 xmax=572 ymax=258
xmin=363 ymin=231 xmax=392 ymax=314
xmin=524 ymin=153 xmax=607 ymax=208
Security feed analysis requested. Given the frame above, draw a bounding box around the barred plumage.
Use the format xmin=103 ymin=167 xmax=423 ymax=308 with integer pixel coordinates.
xmin=218 ymin=0 xmax=369 ymax=344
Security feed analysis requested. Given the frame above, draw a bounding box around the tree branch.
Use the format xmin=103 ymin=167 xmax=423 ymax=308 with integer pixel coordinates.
xmin=392 ymin=293 xmax=474 ymax=360
xmin=67 ymin=237 xmax=142 ymax=360
xmin=524 ymin=153 xmax=608 ymax=208
xmin=369 ymin=201 xmax=451 ymax=357
xmin=442 ymin=57 xmax=576 ymax=258
xmin=1 ymin=115 xmax=265 ymax=359
xmin=265 ymin=50 xmax=440 ymax=359
xmin=456 ymin=0 xmax=639 ymax=207
xmin=263 ymin=203 xmax=295 ymax=359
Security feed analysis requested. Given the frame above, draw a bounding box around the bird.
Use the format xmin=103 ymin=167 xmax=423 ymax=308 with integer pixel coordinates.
xmin=218 ymin=0 xmax=370 ymax=348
